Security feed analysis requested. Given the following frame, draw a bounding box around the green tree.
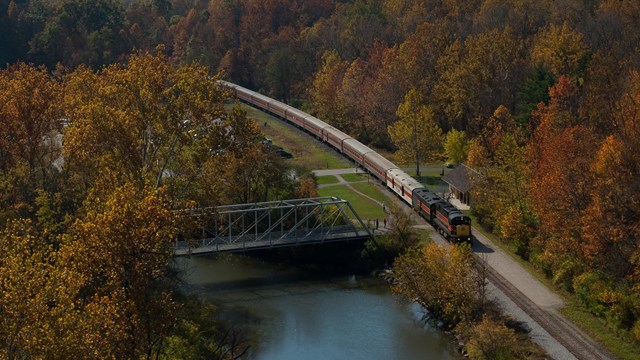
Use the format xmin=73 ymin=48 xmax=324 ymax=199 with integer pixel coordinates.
xmin=433 ymin=28 xmax=523 ymax=131
xmin=388 ymin=88 xmax=443 ymax=178
xmin=266 ymin=47 xmax=296 ymax=103
xmin=362 ymin=201 xmax=419 ymax=267
xmin=29 ymin=0 xmax=129 ymax=68
xmin=444 ymin=129 xmax=468 ymax=164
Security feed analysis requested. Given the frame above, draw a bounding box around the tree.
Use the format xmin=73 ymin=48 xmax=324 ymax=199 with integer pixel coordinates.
xmin=388 ymin=88 xmax=443 ymax=178
xmin=392 ymin=242 xmax=485 ymax=326
xmin=528 ymin=77 xmax=597 ymax=282
xmin=444 ymin=129 xmax=468 ymax=164
xmin=59 ymin=182 xmax=178 ymax=358
xmin=0 ymin=185 xmax=178 ymax=360
xmin=265 ymin=47 xmax=296 ymax=103
xmin=29 ymin=0 xmax=129 ymax=68
xmin=466 ymin=139 xmax=491 ymax=169
xmin=433 ymin=28 xmax=524 ymax=132
xmin=515 ymin=66 xmax=554 ymax=127
xmin=211 ymin=145 xmax=292 ymax=204
xmin=531 ymin=22 xmax=590 ymax=80
xmin=62 ymin=50 xmax=227 ymax=194
xmin=580 ymin=71 xmax=640 ymax=283
xmin=465 ymin=315 xmax=528 ymax=360
xmin=308 ymin=50 xmax=349 ymax=126
xmin=0 ymin=62 xmax=63 ymax=215
xmin=362 ymin=201 xmax=419 ymax=268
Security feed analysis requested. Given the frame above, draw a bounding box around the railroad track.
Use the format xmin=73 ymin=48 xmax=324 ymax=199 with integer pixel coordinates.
xmin=240 ymin=93 xmax=617 ymax=360
xmin=486 ymin=267 xmax=614 ymax=360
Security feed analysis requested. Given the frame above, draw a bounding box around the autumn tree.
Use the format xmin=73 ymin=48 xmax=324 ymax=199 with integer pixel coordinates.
xmin=468 ymin=106 xmax=534 ymax=255
xmin=62 ymin=49 xmax=227 ymax=195
xmin=531 ymin=22 xmax=590 ymax=81
xmin=308 ymin=50 xmax=349 ymax=128
xmin=0 ymin=62 xmax=63 ymax=218
xmin=492 ymin=134 xmax=535 ymax=258
xmin=444 ymin=129 xmax=468 ymax=164
xmin=388 ymin=88 xmax=443 ymax=178
xmin=58 ymin=182 xmax=179 ymax=358
xmin=472 ymin=0 xmax=550 ymax=38
xmin=433 ymin=27 xmax=524 ymax=131
xmin=392 ymin=243 xmax=485 ymax=326
xmin=0 ymin=179 xmax=178 ymax=359
xmin=465 ymin=139 xmax=491 ymax=169
xmin=528 ymin=76 xmax=597 ymax=284
xmin=211 ymin=145 xmax=293 ymax=204
xmin=465 ymin=315 xmax=529 ymax=360
xmin=580 ymin=71 xmax=640 ymax=282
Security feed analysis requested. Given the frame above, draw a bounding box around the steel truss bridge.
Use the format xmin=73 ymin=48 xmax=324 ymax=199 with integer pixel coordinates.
xmin=174 ymin=197 xmax=372 ymax=256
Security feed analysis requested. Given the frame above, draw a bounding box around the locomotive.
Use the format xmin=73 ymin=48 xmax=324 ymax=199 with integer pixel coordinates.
xmin=219 ymin=81 xmax=473 ymax=245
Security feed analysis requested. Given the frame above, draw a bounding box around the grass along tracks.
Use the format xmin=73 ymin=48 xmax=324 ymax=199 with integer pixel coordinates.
xmin=240 ymin=100 xmax=630 ymax=359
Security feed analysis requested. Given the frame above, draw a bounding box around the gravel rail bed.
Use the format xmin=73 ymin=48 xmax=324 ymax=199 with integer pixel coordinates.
xmin=486 ymin=266 xmax=615 ymax=360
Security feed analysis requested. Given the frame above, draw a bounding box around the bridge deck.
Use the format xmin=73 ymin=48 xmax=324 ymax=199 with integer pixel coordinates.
xmin=174 ymin=197 xmax=372 ymax=256
xmin=174 ymin=229 xmax=371 ymax=256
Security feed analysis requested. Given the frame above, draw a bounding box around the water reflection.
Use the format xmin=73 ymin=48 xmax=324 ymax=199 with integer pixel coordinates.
xmin=173 ymin=254 xmax=457 ymax=360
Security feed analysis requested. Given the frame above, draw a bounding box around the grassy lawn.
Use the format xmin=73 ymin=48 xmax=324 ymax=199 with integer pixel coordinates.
xmin=560 ymin=305 xmax=640 ymax=360
xmin=318 ymin=184 xmax=385 ymax=220
xmin=316 ymin=175 xmax=339 ymax=185
xmin=241 ymin=105 xmax=351 ymax=170
xmin=351 ymin=182 xmax=387 ymax=204
xmin=341 ymin=173 xmax=368 ymax=182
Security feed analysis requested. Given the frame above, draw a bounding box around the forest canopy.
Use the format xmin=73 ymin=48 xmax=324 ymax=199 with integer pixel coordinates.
xmin=2 ymin=0 xmax=640 ymax=354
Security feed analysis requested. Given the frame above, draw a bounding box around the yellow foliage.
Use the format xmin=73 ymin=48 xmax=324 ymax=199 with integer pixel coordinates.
xmin=388 ymin=88 xmax=443 ymax=175
xmin=465 ymin=316 xmax=527 ymax=360
xmin=392 ymin=243 xmax=485 ymax=325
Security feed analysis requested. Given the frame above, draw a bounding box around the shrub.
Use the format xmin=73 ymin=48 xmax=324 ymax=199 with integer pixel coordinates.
xmin=465 ymin=316 xmax=528 ymax=360
xmin=391 ymin=243 xmax=485 ymax=326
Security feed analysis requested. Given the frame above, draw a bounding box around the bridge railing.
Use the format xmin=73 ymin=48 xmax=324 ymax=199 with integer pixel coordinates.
xmin=174 ymin=197 xmax=372 ymax=255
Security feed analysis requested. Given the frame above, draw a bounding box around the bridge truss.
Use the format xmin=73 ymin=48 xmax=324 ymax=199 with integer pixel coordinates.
xmin=174 ymin=197 xmax=372 ymax=255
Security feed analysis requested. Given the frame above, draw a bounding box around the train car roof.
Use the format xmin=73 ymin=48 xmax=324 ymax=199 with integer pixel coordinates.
xmin=286 ymin=106 xmax=308 ymax=117
xmin=342 ymin=138 xmax=375 ymax=155
xmin=304 ymin=115 xmax=330 ymax=129
xmin=413 ymin=188 xmax=443 ymax=204
xmin=437 ymin=202 xmax=466 ymax=217
xmin=387 ymin=168 xmax=423 ymax=191
xmin=323 ymin=126 xmax=352 ymax=141
xmin=251 ymin=91 xmax=272 ymax=102
xmin=364 ymin=152 xmax=398 ymax=173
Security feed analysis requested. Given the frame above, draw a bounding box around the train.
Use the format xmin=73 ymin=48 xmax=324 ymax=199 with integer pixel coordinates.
xmin=219 ymin=80 xmax=472 ymax=245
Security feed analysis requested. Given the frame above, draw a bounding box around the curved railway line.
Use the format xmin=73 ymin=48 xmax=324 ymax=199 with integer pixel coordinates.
xmin=223 ymin=81 xmax=616 ymax=360
xmin=487 ymin=267 xmax=613 ymax=360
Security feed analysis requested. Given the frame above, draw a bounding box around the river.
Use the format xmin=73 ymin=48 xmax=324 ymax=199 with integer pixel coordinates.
xmin=173 ymin=253 xmax=458 ymax=360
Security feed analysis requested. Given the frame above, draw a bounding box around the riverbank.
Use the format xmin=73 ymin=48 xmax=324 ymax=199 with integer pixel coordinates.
xmin=173 ymin=252 xmax=459 ymax=359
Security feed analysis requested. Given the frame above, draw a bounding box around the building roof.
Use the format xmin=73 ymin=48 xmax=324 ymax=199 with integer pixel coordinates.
xmin=441 ymin=164 xmax=483 ymax=193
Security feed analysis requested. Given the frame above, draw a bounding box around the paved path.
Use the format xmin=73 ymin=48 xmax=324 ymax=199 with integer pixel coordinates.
xmin=313 ymin=168 xmax=385 ymax=208
xmin=365 ymin=179 xmax=612 ymax=359
xmin=312 ymin=167 xmax=357 ymax=177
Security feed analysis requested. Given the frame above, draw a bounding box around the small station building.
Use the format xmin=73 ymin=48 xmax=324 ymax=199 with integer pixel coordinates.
xmin=441 ymin=163 xmax=483 ymax=209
